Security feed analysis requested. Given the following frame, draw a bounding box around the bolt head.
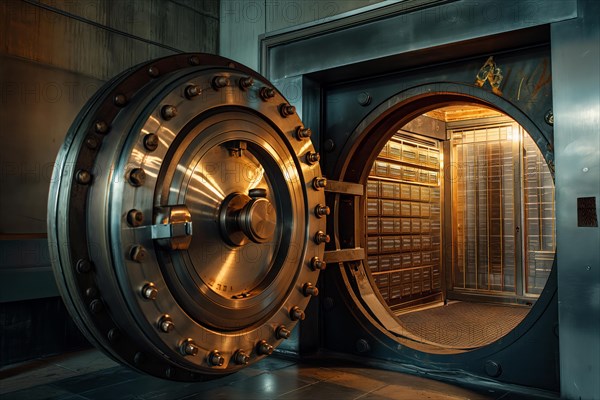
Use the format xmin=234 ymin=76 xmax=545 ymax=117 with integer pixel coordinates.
xmin=76 ymin=169 xmax=92 ymax=185
xmin=114 ymin=93 xmax=127 ymax=107
xmin=296 ymin=126 xmax=312 ymax=140
xmin=280 ymin=103 xmax=296 ymax=117
xmin=189 ymin=55 xmax=201 ymax=65
xmin=161 ymin=105 xmax=178 ymax=120
xmin=85 ymin=136 xmax=99 ymax=149
xmin=314 ymin=204 xmax=330 ymax=218
xmin=545 ymin=110 xmax=554 ymax=126
xmin=290 ymin=306 xmax=305 ymax=321
xmin=357 ymin=92 xmax=372 ymax=106
xmin=234 ymin=350 xmax=250 ymax=365
xmin=276 ymin=325 xmax=291 ymax=339
xmin=313 ymin=177 xmax=327 ymax=190
xmin=259 ymin=87 xmax=275 ymax=100
xmin=303 ymin=283 xmax=319 ymax=297
xmin=147 ymin=66 xmax=159 ymax=77
xmin=130 ymin=245 xmax=147 ymax=262
xmin=89 ymin=299 xmax=103 ymax=314
xmin=94 ymin=120 xmax=109 ymax=134
xmin=356 ymin=339 xmax=370 ymax=353
xmin=128 ymin=168 xmax=146 ymax=187
xmin=181 ymin=340 xmax=199 ymax=356
xmin=212 ymin=75 xmax=230 ymax=89
xmin=142 ymin=283 xmax=158 ymax=300
xmin=310 ymin=257 xmax=326 ymax=271
xmin=323 ymin=139 xmax=335 ymax=152
xmin=76 ymin=258 xmax=93 ymax=273
xmin=209 ymin=351 xmax=225 ymax=366
xmin=107 ymin=328 xmax=120 ymax=343
xmin=159 ymin=315 xmax=174 ymax=333
xmin=161 ymin=320 xmax=174 ymax=333
xmin=127 ymin=209 xmax=144 ymax=227
xmin=239 ymin=76 xmax=254 ymax=90
xmin=143 ymin=134 xmax=159 ymax=151
xmin=484 ymin=360 xmax=502 ymax=377
xmin=306 ymin=152 xmax=320 ymax=165
xmin=314 ymin=231 xmax=330 ymax=244
xmin=85 ymin=286 xmax=98 ymax=298
xmin=185 ymin=84 xmax=202 ymax=99
xmin=257 ymin=340 xmax=274 ymax=355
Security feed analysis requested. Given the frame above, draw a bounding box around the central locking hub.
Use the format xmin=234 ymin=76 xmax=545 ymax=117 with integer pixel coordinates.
xmin=219 ymin=189 xmax=277 ymax=246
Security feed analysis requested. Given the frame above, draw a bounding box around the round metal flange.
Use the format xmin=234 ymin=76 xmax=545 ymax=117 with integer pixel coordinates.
xmin=48 ymin=53 xmax=325 ymax=381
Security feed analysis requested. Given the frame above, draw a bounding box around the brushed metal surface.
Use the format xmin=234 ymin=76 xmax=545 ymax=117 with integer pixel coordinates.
xmin=552 ymin=1 xmax=600 ymax=398
xmin=263 ymin=0 xmax=577 ymax=80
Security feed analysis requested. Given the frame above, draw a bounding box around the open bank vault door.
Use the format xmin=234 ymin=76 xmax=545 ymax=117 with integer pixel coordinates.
xmin=48 ymin=53 xmax=328 ymax=381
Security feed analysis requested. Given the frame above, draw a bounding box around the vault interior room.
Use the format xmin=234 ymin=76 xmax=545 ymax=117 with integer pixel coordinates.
xmin=0 ymin=1 xmax=599 ymax=399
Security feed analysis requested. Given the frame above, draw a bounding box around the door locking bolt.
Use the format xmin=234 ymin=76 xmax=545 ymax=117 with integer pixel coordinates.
xmin=313 ymin=177 xmax=327 ymax=190
xmin=130 ymin=245 xmax=147 ymax=262
xmin=290 ymin=306 xmax=305 ymax=321
xmin=207 ymin=350 xmax=225 ymax=367
xmin=128 ymin=168 xmax=146 ymax=187
xmin=180 ymin=339 xmax=199 ymax=356
xmin=314 ymin=204 xmax=330 ymax=218
xmin=161 ymin=105 xmax=178 ymax=120
xmin=279 ymin=103 xmax=296 ymax=117
xmin=158 ymin=315 xmax=174 ymax=333
xmin=143 ymin=133 xmax=159 ymax=151
xmin=141 ymin=283 xmax=158 ymax=300
xmin=212 ymin=75 xmax=230 ymax=90
xmin=314 ymin=230 xmax=330 ymax=244
xmin=233 ymin=350 xmax=250 ymax=365
xmin=276 ymin=325 xmax=291 ymax=339
xmin=239 ymin=76 xmax=254 ymax=90
xmin=127 ymin=209 xmax=144 ymax=227
xmin=295 ymin=126 xmax=312 ymax=140
xmin=256 ymin=340 xmax=274 ymax=355
xmin=310 ymin=256 xmax=326 ymax=271
xmin=185 ymin=84 xmax=202 ymax=99
xmin=259 ymin=87 xmax=275 ymax=100
xmin=302 ymin=283 xmax=319 ymax=297
xmin=305 ymin=152 xmax=320 ymax=165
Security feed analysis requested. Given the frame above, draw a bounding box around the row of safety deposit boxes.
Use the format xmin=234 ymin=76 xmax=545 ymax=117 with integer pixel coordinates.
xmin=371 ymin=160 xmax=439 ymax=185
xmin=371 ymin=265 xmax=442 ymax=301
xmin=378 ymin=139 xmax=440 ymax=168
xmin=367 ymin=199 xmax=441 ymax=218
xmin=367 ymin=217 xmax=440 ymax=235
xmin=367 ymin=251 xmax=441 ymax=271
xmin=367 ymin=235 xmax=440 ymax=254
xmin=367 ymin=179 xmax=440 ymax=201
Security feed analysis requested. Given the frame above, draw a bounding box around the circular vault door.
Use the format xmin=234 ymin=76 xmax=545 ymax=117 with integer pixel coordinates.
xmin=48 ymin=53 xmax=327 ymax=381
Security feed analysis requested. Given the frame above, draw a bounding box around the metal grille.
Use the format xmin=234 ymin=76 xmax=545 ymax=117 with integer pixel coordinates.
xmin=452 ymin=125 xmax=517 ymax=292
xmin=523 ymin=133 xmax=555 ymax=294
xmin=451 ymin=123 xmax=555 ymax=297
xmin=366 ymin=133 xmax=442 ymax=307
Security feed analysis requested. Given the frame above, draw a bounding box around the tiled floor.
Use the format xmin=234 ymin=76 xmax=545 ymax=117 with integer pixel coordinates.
xmin=0 ymin=349 xmax=553 ymax=399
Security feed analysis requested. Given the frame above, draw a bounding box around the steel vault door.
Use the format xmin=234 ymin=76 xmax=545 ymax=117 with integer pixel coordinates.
xmin=47 ymin=53 xmax=328 ymax=381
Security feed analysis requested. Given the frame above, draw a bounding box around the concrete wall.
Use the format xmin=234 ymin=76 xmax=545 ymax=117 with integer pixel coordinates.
xmin=0 ymin=0 xmax=219 ymax=302
xmin=219 ymin=0 xmax=384 ymax=71
xmin=0 ymin=0 xmax=218 ymax=236
xmin=0 ymin=0 xmax=219 ymax=366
